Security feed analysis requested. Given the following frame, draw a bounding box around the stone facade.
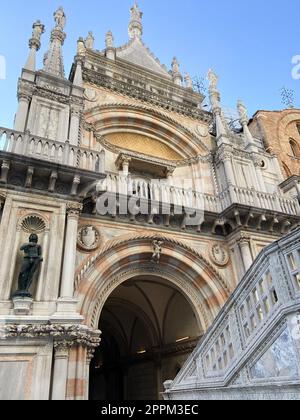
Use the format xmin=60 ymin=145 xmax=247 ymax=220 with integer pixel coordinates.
xmin=0 ymin=3 xmax=299 ymax=400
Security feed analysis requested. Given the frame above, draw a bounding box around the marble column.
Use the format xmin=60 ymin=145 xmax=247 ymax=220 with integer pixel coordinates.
xmin=239 ymin=235 xmax=253 ymax=273
xmin=84 ymin=348 xmax=95 ymax=401
xmin=52 ymin=341 xmax=71 ymax=400
xmin=69 ymin=107 xmax=81 ymax=146
xmin=221 ymin=151 xmax=237 ymax=203
xmin=60 ymin=203 xmax=82 ymax=299
xmin=14 ymin=94 xmax=30 ymax=132
xmin=122 ymin=157 xmax=131 ymax=176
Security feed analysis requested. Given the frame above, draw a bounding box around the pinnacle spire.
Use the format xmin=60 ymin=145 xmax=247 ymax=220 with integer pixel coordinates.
xmin=43 ymin=7 xmax=66 ymax=78
xmin=129 ymin=1 xmax=143 ymax=40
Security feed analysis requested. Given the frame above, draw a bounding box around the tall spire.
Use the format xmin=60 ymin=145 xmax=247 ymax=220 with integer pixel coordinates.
xmin=43 ymin=7 xmax=66 ymax=78
xmin=207 ymin=69 xmax=228 ymax=140
xmin=25 ymin=20 xmax=45 ymax=71
xmin=129 ymin=1 xmax=143 ymax=40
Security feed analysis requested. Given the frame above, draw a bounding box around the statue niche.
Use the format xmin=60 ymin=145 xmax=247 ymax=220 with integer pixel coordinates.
xmin=12 ymin=234 xmax=43 ymax=299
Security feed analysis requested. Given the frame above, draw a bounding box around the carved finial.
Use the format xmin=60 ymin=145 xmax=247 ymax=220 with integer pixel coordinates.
xmin=54 ymin=7 xmax=66 ymax=30
xmin=129 ymin=1 xmax=143 ymax=39
xmin=207 ymin=68 xmax=219 ymax=91
xmin=237 ymin=100 xmax=249 ymax=125
xmin=85 ymin=31 xmax=94 ymax=49
xmin=106 ymin=31 xmax=114 ymax=49
xmin=185 ymin=73 xmax=193 ymax=90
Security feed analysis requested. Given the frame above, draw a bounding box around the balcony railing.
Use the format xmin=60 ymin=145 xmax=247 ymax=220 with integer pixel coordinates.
xmin=0 ymin=127 xmax=105 ymax=173
xmin=0 ymin=127 xmax=299 ymax=216
xmin=104 ymin=174 xmax=300 ymax=216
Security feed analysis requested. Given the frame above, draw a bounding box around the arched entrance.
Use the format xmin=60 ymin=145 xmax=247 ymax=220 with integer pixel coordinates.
xmin=75 ymin=233 xmax=230 ymax=401
xmin=89 ymin=275 xmax=201 ymax=400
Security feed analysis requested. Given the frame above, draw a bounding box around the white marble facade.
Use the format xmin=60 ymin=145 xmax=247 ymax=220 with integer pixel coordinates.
xmin=0 ymin=3 xmax=299 ymax=400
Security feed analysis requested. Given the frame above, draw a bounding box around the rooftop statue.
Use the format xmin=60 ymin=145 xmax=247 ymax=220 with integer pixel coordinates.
xmin=207 ymin=68 xmax=218 ymax=90
xmin=54 ymin=7 xmax=66 ymax=30
xmin=32 ymin=20 xmax=45 ymax=41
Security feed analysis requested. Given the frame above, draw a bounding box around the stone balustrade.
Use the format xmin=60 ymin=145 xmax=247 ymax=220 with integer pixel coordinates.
xmin=0 ymin=127 xmax=105 ymax=173
xmin=0 ymin=127 xmax=299 ymax=216
xmin=164 ymin=227 xmax=300 ymax=400
xmin=104 ymin=174 xmax=300 ymax=216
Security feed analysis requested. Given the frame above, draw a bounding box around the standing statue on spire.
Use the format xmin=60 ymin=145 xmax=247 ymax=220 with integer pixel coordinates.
xmin=54 ymin=7 xmax=66 ymax=30
xmin=207 ymin=69 xmax=219 ymax=90
xmin=129 ymin=2 xmax=143 ymax=39
xmin=32 ymin=20 xmax=45 ymax=42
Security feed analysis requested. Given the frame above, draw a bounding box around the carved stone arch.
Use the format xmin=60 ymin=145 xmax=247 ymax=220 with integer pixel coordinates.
xmin=75 ymin=233 xmax=231 ymax=333
xmin=85 ymin=103 xmax=210 ymax=158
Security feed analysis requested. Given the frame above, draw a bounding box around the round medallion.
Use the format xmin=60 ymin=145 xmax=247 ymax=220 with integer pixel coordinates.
xmin=84 ymin=88 xmax=98 ymax=102
xmin=78 ymin=226 xmax=101 ymax=252
xmin=210 ymin=243 xmax=230 ymax=267
xmin=195 ymin=125 xmax=209 ymax=138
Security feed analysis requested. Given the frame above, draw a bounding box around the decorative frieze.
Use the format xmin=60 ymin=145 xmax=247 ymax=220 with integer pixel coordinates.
xmin=0 ymin=323 xmax=101 ymax=350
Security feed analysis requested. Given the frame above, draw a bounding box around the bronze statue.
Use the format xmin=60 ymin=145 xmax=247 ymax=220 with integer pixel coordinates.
xmin=13 ymin=234 xmax=43 ymax=298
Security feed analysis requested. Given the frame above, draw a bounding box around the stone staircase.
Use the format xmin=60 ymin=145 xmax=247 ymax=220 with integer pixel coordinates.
xmin=164 ymin=228 xmax=300 ymax=400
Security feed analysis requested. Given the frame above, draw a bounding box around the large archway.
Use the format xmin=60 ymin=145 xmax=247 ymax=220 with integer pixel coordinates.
xmin=89 ymin=275 xmax=202 ymax=400
xmin=75 ymin=233 xmax=230 ymax=400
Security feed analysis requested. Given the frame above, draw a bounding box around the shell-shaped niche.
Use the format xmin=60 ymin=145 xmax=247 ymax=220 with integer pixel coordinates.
xmin=21 ymin=215 xmax=47 ymax=234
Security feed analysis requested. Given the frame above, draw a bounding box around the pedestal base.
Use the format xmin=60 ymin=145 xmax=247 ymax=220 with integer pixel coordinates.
xmin=12 ymin=296 xmax=33 ymax=316
xmin=51 ymin=298 xmax=83 ymax=323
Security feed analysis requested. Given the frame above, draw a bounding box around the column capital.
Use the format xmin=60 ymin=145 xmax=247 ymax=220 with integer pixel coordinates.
xmin=216 ymin=145 xmax=234 ymax=163
xmin=66 ymin=202 xmax=83 ymax=219
xmin=237 ymin=233 xmax=251 ymax=247
xmin=54 ymin=340 xmax=73 ymax=358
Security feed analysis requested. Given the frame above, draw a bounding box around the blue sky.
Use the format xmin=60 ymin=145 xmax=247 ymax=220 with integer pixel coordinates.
xmin=0 ymin=0 xmax=299 ymax=128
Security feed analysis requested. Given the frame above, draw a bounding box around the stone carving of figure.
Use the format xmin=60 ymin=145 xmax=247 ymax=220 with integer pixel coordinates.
xmin=185 ymin=73 xmax=193 ymax=90
xmin=77 ymin=37 xmax=86 ymax=56
xmin=85 ymin=32 xmax=95 ymax=49
xmin=54 ymin=7 xmax=66 ymax=30
xmin=13 ymin=234 xmax=43 ymax=298
xmin=32 ymin=20 xmax=45 ymax=41
xmin=106 ymin=31 xmax=114 ymax=49
xmin=237 ymin=100 xmax=249 ymax=124
xmin=207 ymin=69 xmax=218 ymax=90
xmin=152 ymin=240 xmax=164 ymax=264
xmin=172 ymin=57 xmax=180 ymax=75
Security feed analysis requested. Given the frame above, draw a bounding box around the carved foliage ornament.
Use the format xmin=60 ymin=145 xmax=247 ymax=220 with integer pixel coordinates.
xmin=78 ymin=225 xmax=101 ymax=252
xmin=210 ymin=243 xmax=230 ymax=268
